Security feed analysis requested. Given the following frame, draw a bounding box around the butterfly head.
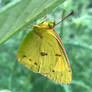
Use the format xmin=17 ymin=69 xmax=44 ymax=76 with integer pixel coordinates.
xmin=47 ymin=20 xmax=55 ymax=28
xmin=33 ymin=21 xmax=55 ymax=29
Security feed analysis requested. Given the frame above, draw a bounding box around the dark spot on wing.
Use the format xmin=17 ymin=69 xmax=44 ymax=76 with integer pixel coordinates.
xmin=41 ymin=52 xmax=48 ymax=56
xmin=29 ymin=58 xmax=32 ymax=61
xmin=34 ymin=62 xmax=37 ymax=65
xmin=55 ymin=54 xmax=61 ymax=57
xmin=23 ymin=55 xmax=26 ymax=58
xmin=52 ymin=70 xmax=55 ymax=72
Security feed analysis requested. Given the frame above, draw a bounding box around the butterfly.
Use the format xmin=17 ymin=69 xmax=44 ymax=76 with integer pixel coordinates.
xmin=17 ymin=11 xmax=73 ymax=84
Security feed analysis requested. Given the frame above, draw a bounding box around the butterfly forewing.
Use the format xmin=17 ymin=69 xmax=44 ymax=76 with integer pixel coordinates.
xmin=17 ymin=29 xmax=60 ymax=73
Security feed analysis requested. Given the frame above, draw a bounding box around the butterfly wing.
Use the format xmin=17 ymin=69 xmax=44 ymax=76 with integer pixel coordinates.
xmin=17 ymin=28 xmax=72 ymax=84
xmin=43 ymin=29 xmax=72 ymax=84
xmin=17 ymin=29 xmax=60 ymax=73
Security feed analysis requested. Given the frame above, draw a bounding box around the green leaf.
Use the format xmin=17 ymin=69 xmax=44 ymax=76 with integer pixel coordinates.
xmin=0 ymin=0 xmax=64 ymax=44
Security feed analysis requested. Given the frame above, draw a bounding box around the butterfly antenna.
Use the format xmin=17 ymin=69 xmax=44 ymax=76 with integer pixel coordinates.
xmin=54 ymin=11 xmax=74 ymax=27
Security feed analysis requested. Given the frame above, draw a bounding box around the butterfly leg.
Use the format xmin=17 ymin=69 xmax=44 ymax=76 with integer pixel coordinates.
xmin=41 ymin=15 xmax=48 ymax=23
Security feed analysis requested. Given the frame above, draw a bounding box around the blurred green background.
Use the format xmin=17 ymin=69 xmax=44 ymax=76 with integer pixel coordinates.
xmin=0 ymin=0 xmax=92 ymax=92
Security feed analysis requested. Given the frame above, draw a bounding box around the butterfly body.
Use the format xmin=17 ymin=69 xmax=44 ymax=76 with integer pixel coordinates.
xmin=17 ymin=21 xmax=72 ymax=84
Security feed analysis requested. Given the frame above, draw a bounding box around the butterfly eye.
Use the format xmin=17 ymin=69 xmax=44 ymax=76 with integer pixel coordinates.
xmin=48 ymin=21 xmax=55 ymax=28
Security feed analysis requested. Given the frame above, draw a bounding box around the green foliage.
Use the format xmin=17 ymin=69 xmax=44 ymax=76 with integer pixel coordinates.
xmin=0 ymin=0 xmax=92 ymax=92
xmin=0 ymin=0 xmax=64 ymax=44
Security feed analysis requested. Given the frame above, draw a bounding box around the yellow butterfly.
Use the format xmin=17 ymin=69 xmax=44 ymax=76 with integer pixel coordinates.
xmin=17 ymin=12 xmax=73 ymax=84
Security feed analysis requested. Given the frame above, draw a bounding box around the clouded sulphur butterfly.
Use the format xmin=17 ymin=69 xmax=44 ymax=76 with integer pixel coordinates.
xmin=17 ymin=11 xmax=73 ymax=84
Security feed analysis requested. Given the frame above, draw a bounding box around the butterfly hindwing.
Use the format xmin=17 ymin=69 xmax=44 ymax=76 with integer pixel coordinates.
xmin=43 ymin=29 xmax=72 ymax=84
